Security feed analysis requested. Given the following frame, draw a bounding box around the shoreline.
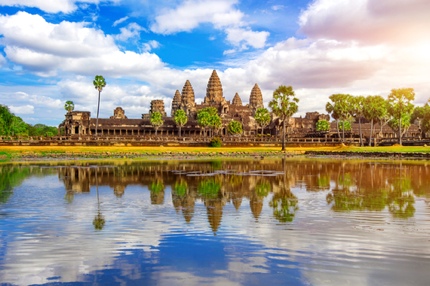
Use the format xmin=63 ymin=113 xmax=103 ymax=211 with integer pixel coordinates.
xmin=1 ymin=145 xmax=430 ymax=163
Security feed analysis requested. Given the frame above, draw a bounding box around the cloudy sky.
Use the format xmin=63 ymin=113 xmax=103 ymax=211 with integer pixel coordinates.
xmin=0 ymin=0 xmax=429 ymax=126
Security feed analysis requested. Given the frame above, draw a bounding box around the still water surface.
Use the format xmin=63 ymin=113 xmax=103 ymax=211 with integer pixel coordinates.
xmin=0 ymin=159 xmax=430 ymax=285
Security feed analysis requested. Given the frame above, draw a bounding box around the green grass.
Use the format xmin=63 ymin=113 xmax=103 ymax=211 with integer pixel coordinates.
xmin=1 ymin=144 xmax=430 ymax=163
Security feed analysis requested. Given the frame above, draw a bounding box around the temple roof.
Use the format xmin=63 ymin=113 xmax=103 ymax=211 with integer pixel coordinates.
xmin=249 ymin=83 xmax=264 ymax=111
xmin=204 ymin=70 xmax=224 ymax=104
xmin=232 ymin=92 xmax=243 ymax=106
xmin=181 ymin=80 xmax=195 ymax=105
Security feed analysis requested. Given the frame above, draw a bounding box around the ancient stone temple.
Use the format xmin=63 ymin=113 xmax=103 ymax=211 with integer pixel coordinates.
xmin=110 ymin=107 xmax=127 ymax=119
xmin=249 ymin=84 xmax=264 ymax=115
xmin=60 ymin=69 xmax=342 ymax=139
xmin=204 ymin=70 xmax=225 ymax=105
xmin=232 ymin=93 xmax=243 ymax=106
xmin=181 ymin=80 xmax=196 ymax=117
xmin=171 ymin=90 xmax=181 ymax=116
xmin=150 ymin=100 xmax=166 ymax=117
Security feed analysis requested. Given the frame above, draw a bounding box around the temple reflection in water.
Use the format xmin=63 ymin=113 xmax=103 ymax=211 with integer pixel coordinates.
xmin=53 ymin=159 xmax=430 ymax=232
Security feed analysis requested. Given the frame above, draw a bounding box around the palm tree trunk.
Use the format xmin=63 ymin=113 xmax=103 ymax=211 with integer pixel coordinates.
xmin=369 ymin=119 xmax=374 ymax=147
xmin=95 ymin=90 xmax=100 ymax=136
xmin=178 ymin=126 xmax=182 ymax=138
xmin=282 ymin=118 xmax=286 ymax=151
xmin=398 ymin=116 xmax=402 ymax=145
xmin=342 ymin=121 xmax=345 ymax=143
xmin=358 ymin=117 xmax=363 ymax=146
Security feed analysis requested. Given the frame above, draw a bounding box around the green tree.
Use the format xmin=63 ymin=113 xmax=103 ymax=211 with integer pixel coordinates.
xmin=227 ymin=120 xmax=243 ymax=135
xmin=411 ymin=101 xmax=430 ymax=139
xmin=269 ymin=85 xmax=299 ymax=151
xmin=150 ymin=111 xmax=164 ymax=135
xmin=326 ymin=94 xmax=352 ymax=143
xmin=173 ymin=109 xmax=188 ymax=137
xmin=28 ymin=124 xmax=58 ymax=137
xmin=350 ymin=96 xmax=365 ymax=146
xmin=10 ymin=116 xmax=29 ymax=136
xmin=338 ymin=120 xmax=351 ymax=131
xmin=316 ymin=119 xmax=330 ymax=132
xmin=254 ymin=107 xmax=271 ymax=135
xmin=64 ymin=101 xmax=75 ymax=113
xmin=363 ymin=95 xmax=388 ymax=146
xmin=0 ymin=105 xmax=14 ymax=136
xmin=93 ymin=75 xmax=106 ymax=136
xmin=197 ymin=107 xmax=221 ymax=137
xmin=387 ymin=88 xmax=415 ymax=145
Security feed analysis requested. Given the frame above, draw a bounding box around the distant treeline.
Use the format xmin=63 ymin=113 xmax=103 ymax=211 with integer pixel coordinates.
xmin=0 ymin=104 xmax=58 ymax=137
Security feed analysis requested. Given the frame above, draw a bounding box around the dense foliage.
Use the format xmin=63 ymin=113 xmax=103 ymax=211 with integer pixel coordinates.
xmin=315 ymin=119 xmax=330 ymax=132
xmin=197 ymin=107 xmax=221 ymax=137
xmin=227 ymin=120 xmax=243 ymax=135
xmin=0 ymin=104 xmax=58 ymax=137
xmin=209 ymin=137 xmax=222 ymax=147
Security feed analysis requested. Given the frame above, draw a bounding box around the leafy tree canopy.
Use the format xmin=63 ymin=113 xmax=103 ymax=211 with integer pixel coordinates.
xmin=150 ymin=111 xmax=164 ymax=128
xmin=227 ymin=120 xmax=243 ymax=135
xmin=316 ymin=119 xmax=330 ymax=132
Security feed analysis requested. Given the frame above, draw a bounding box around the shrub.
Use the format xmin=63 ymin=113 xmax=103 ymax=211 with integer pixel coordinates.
xmin=316 ymin=119 xmax=330 ymax=132
xmin=209 ymin=137 xmax=222 ymax=147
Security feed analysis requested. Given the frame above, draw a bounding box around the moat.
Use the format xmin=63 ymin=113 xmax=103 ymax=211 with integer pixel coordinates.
xmin=1 ymin=159 xmax=429 ymax=285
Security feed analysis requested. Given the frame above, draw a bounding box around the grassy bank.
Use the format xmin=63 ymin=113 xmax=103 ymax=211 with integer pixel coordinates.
xmin=1 ymin=144 xmax=430 ymax=163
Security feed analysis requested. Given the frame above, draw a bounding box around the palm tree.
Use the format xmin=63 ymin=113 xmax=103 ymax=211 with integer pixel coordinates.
xmin=93 ymin=75 xmax=106 ymax=136
xmin=387 ymin=88 xmax=415 ymax=145
xmin=269 ymin=85 xmax=299 ymax=151
xmin=64 ymin=101 xmax=75 ymax=113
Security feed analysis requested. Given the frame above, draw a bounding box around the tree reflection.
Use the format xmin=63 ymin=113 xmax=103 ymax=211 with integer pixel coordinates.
xmin=269 ymin=188 xmax=298 ymax=223
xmin=172 ymin=179 xmax=195 ymax=223
xmin=149 ymin=178 xmax=165 ymax=205
xmin=387 ymin=165 xmax=415 ymax=218
xmin=93 ymin=169 xmax=105 ymax=231
xmin=251 ymin=180 xmax=271 ymax=220
xmin=47 ymin=160 xmax=430 ymax=230
xmin=269 ymin=159 xmax=298 ymax=223
xmin=0 ymin=166 xmax=31 ymax=203
xmin=198 ymin=177 xmax=225 ymax=234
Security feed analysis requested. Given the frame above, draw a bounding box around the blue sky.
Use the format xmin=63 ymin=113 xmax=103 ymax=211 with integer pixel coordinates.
xmin=1 ymin=0 xmax=430 ymax=126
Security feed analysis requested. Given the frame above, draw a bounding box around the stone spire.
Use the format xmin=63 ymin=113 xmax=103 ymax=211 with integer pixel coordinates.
xmin=150 ymin=100 xmax=166 ymax=117
xmin=232 ymin=93 xmax=242 ymax=106
xmin=171 ymin=90 xmax=181 ymax=116
xmin=249 ymin=83 xmax=264 ymax=114
xmin=181 ymin=80 xmax=196 ymax=116
xmin=204 ymin=70 xmax=224 ymax=105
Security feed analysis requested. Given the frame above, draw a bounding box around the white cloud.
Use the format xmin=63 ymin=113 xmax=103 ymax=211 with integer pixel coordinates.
xmin=151 ymin=0 xmax=240 ymax=34
xmin=143 ymin=40 xmax=160 ymax=52
xmin=150 ymin=0 xmax=267 ymax=51
xmin=114 ymin=22 xmax=145 ymax=41
xmin=9 ymin=104 xmax=34 ymax=114
xmin=299 ymin=0 xmax=430 ymax=44
xmin=0 ymin=12 xmax=165 ymax=78
xmin=225 ymin=27 xmax=269 ymax=50
xmin=0 ymin=53 xmax=6 ymax=66
xmin=0 ymin=0 xmax=103 ymax=13
xmin=0 ymin=12 xmax=117 ymax=59
xmin=113 ymin=16 xmax=129 ymax=27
